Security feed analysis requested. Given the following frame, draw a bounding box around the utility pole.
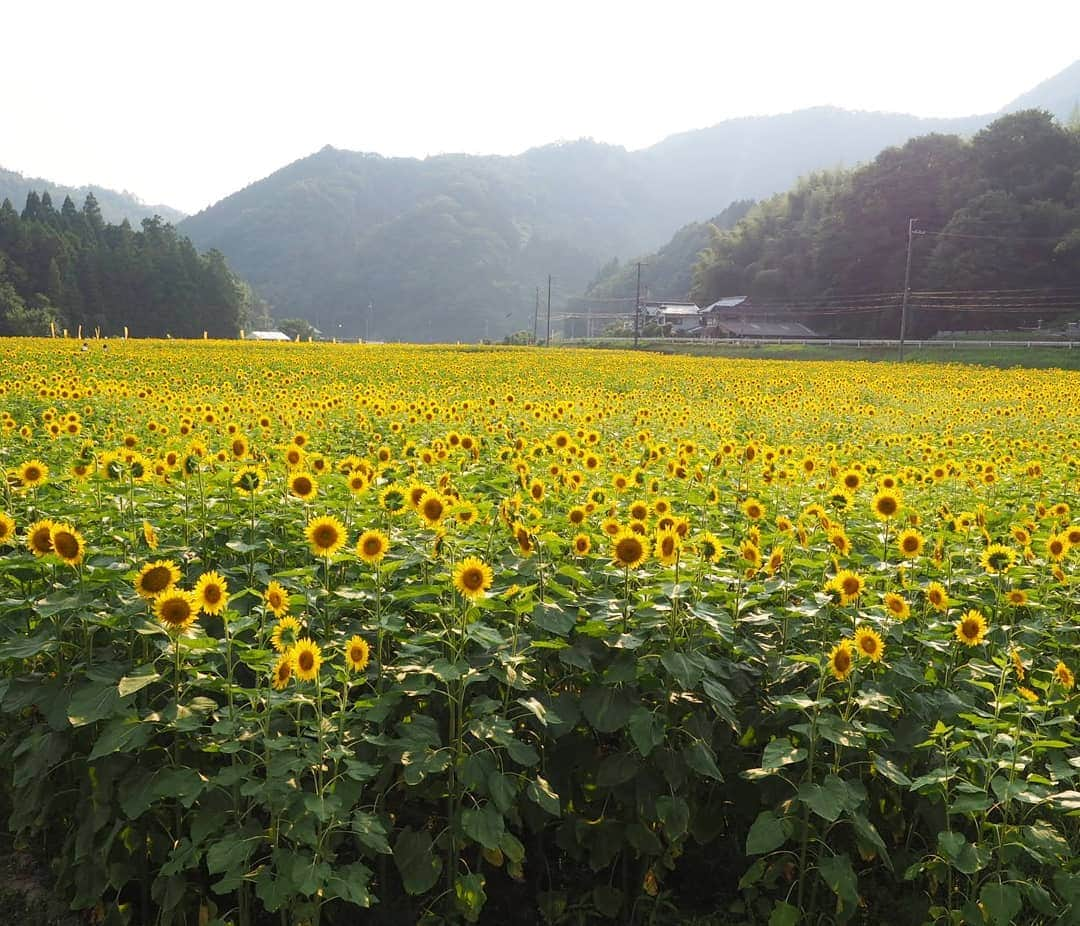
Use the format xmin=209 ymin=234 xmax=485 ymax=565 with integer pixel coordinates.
xmin=898 ymin=218 xmax=923 ymax=361
xmin=366 ymin=301 xmax=374 ymax=343
xmin=533 ymin=287 xmax=539 ymax=344
xmin=633 ymin=261 xmax=643 ymax=348
xmin=545 ymin=274 xmax=552 ymax=346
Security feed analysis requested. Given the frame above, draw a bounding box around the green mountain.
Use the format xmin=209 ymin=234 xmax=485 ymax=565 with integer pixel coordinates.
xmin=177 ymin=60 xmax=1080 ymax=342
xmin=690 ymin=110 xmax=1080 ymax=337
xmin=0 ymin=166 xmax=185 ymax=226
xmin=1002 ymin=58 xmax=1080 ymax=122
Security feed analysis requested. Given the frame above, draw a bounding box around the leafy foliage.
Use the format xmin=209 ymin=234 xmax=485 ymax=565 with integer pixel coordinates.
xmin=0 ymin=193 xmax=246 ymax=338
xmin=691 ymin=111 xmax=1080 ymax=335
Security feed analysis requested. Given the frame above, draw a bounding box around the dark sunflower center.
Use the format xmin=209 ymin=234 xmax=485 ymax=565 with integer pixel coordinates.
xmin=161 ymin=599 xmax=190 ymax=625
xmin=204 ymin=585 xmax=222 ymax=604
xmin=53 ymin=531 xmax=79 ymax=558
xmin=298 ymin=651 xmax=314 ymax=671
xmin=462 ymin=568 xmax=484 ymax=590
xmin=314 ymin=526 xmax=338 ymax=548
xmin=31 ymin=528 xmax=53 ymax=552
xmin=143 ymin=567 xmax=172 ymax=593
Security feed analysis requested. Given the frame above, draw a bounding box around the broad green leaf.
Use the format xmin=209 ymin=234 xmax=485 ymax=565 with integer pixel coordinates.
xmin=746 ymin=810 xmax=788 ymax=855
xmin=769 ymin=901 xmax=801 ymax=926
xmin=582 ymin=686 xmax=632 ymax=733
xmin=761 ymin=739 xmax=806 ymax=771
xmin=393 ymin=828 xmax=442 ymax=895
xmin=526 ymin=775 xmax=561 ymax=816
xmin=461 ymin=803 xmax=505 ymax=850
xmin=979 ymin=882 xmax=1021 ymax=926
xmin=818 ymin=852 xmax=859 ymax=912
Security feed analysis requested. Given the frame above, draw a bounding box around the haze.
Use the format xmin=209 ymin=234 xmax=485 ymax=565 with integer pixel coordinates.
xmin=5 ymin=0 xmax=1079 ymax=213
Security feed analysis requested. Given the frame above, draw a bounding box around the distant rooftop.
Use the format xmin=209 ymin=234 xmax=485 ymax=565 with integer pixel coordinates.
xmin=247 ymin=330 xmax=291 ymax=341
xmin=703 ymin=296 xmax=749 ymax=311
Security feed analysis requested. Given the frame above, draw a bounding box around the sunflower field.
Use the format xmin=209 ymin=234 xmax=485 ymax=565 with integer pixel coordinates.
xmin=2 ymin=339 xmax=1080 ymax=926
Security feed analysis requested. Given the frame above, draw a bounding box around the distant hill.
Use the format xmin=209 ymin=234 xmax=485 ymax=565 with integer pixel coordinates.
xmin=0 ymin=166 xmax=185 ymax=227
xmin=1002 ymin=58 xmax=1080 ymax=121
xmin=178 ymin=59 xmax=1079 ymax=342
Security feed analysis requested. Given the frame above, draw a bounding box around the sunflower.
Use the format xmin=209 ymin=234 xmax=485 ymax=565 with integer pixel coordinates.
xmin=828 ymin=640 xmax=854 ymax=681
xmin=305 ymin=514 xmax=346 ymax=557
xmin=828 ymin=529 xmax=851 ymax=556
xmin=271 ymin=615 xmax=302 ymax=652
xmin=514 ymin=523 xmax=534 ymax=556
xmin=655 ymin=528 xmax=680 ymax=566
xmin=357 ymin=529 xmax=390 ymax=564
xmin=142 ymin=520 xmax=159 ymax=550
xmin=612 ymin=529 xmax=649 ymax=569
xmin=765 ymin=546 xmax=784 ymax=576
xmin=0 ymin=512 xmax=15 ymax=545
xmin=345 ymin=635 xmax=371 ymax=673
xmin=1006 ymin=588 xmax=1028 ymax=607
xmin=883 ymin=592 xmax=910 ymax=621
xmin=418 ymin=491 xmax=447 ymax=526
xmin=871 ymin=490 xmax=901 ymax=521
xmin=572 ymin=533 xmax=592 ymax=556
xmin=49 ymin=523 xmax=86 ymax=566
xmin=347 ymin=472 xmax=369 ymax=495
xmin=854 ymin=626 xmax=885 ymax=663
xmin=1054 ymin=661 xmax=1075 ymax=691
xmin=292 ymin=638 xmax=322 ymax=682
xmin=263 ymin=580 xmax=290 ymax=617
xmin=1019 ymin=686 xmax=1039 ymax=703
xmin=155 ymin=589 xmax=198 ymax=633
xmin=825 ymin=569 xmax=864 ymax=606
xmin=135 ymin=560 xmax=181 ymax=599
xmin=955 ymin=609 xmax=988 ymax=647
xmin=742 ymin=497 xmax=765 ymax=521
xmin=289 ymin=472 xmax=318 ymax=501
xmin=453 ymin=502 xmax=479 ymax=525
xmin=980 ymin=543 xmax=1016 ymax=574
xmin=698 ymin=531 xmax=722 ymax=563
xmin=925 ymin=581 xmax=949 ymax=612
xmin=453 ymin=556 xmax=493 ymax=600
xmin=1010 ymin=648 xmax=1025 ymax=680
xmin=271 ymin=652 xmax=294 ymax=691
xmin=739 ymin=540 xmax=762 ymax=570
xmin=1046 ymin=533 xmax=1070 ymax=563
xmin=26 ymin=519 xmax=56 ymax=557
xmin=895 ymin=528 xmax=924 ymax=559
xmin=233 ymin=465 xmax=265 ymax=495
xmin=194 ymin=571 xmax=229 ymax=615
xmin=18 ymin=460 xmax=49 ymax=489
xmin=629 ymin=500 xmax=650 ymax=522
xmin=379 ymin=485 xmax=407 ymax=515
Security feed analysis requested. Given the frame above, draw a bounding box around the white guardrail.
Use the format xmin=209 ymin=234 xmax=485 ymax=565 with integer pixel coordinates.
xmin=563 ymin=338 xmax=1080 ymax=349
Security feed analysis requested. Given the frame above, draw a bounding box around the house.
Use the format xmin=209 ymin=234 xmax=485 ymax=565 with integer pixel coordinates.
xmin=246 ymin=330 xmax=292 ymax=341
xmin=643 ymin=301 xmax=705 ymax=336
xmin=700 ymin=297 xmax=819 ymax=339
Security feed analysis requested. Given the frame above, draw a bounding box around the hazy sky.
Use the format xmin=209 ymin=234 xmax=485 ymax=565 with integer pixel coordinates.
xmin=5 ymin=0 xmax=1079 ymax=214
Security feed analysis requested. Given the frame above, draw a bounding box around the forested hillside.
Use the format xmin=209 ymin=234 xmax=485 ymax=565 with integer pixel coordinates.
xmin=0 ymin=166 xmax=184 ymax=226
xmin=690 ymin=111 xmax=1080 ymax=336
xmin=179 ymin=112 xmax=998 ymax=342
xmin=0 ymin=191 xmax=245 ymax=338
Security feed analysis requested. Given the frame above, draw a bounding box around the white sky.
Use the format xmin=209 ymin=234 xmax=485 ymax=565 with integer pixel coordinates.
xmin=4 ymin=0 xmax=1079 ymax=214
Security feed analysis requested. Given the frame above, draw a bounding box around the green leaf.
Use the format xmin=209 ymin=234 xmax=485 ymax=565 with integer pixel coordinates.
xmin=582 ymin=686 xmax=632 ymax=733
xmin=516 ymin=696 xmax=561 ymax=727
xmin=68 ymin=678 xmax=123 ymax=727
xmin=655 ymin=796 xmax=689 ymax=841
xmin=455 ymin=872 xmax=487 ymax=923
xmin=979 ymin=882 xmax=1022 ymax=926
xmin=325 ymin=861 xmax=373 ymax=908
xmin=937 ymin=831 xmax=988 ymax=875
xmin=799 ymin=781 xmax=845 ymax=822
xmin=393 ymin=828 xmax=442 ymax=895
xmin=88 ymin=712 xmax=153 ymax=759
xmin=746 ymin=810 xmax=788 ymax=855
xmin=593 ymin=885 xmax=624 ymax=918
xmin=660 ymin=650 xmax=700 ymax=688
xmin=597 ymin=753 xmax=639 ymax=788
xmin=683 ymin=741 xmax=724 ymax=782
xmin=761 ymin=739 xmax=806 ymax=771
xmin=526 ymin=775 xmax=561 ymax=817
xmin=628 ymin=707 xmax=664 ymax=757
xmin=461 ymin=803 xmax=505 ymax=851
xmin=118 ymin=667 xmax=161 ymax=697
xmin=769 ymin=901 xmax=801 ymax=926
xmin=818 ymin=853 xmax=859 ymax=913
xmin=872 ymin=753 xmax=911 ymax=787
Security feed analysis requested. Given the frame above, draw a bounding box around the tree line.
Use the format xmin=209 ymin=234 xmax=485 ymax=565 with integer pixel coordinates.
xmin=691 ymin=110 xmax=1080 ymax=336
xmin=0 ymin=191 xmax=247 ymax=338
